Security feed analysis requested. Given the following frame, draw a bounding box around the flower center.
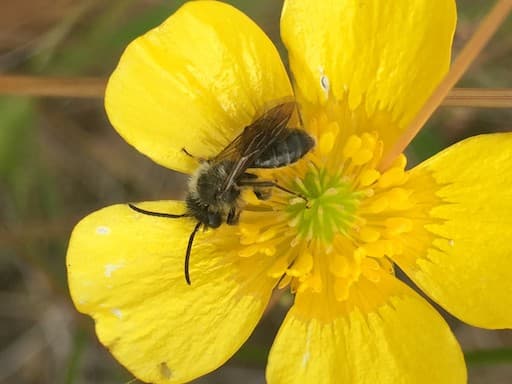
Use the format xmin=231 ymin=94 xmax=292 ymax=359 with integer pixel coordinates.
xmin=238 ymin=120 xmax=414 ymax=301
xmin=286 ymin=166 xmax=361 ymax=244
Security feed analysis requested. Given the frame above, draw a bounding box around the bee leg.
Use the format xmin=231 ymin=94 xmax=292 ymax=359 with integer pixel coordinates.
xmin=239 ymin=180 xmax=308 ymax=202
xmin=253 ymin=187 xmax=272 ymax=200
xmin=182 ymin=148 xmax=206 ymax=163
xmin=227 ymin=207 xmax=240 ymax=225
xmin=241 ymin=172 xmax=258 ymax=179
xmin=241 ymin=173 xmax=272 ymax=200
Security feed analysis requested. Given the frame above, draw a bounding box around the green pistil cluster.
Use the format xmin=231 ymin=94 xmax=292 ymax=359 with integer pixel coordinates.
xmin=287 ymin=166 xmax=360 ymax=243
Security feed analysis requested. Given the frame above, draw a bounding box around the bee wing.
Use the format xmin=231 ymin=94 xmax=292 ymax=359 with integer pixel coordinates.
xmin=213 ymin=101 xmax=296 ymax=191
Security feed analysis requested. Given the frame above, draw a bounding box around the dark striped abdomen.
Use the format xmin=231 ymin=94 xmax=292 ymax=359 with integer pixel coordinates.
xmin=251 ymin=129 xmax=315 ymax=169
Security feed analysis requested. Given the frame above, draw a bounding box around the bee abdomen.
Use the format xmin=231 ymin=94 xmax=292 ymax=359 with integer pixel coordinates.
xmin=252 ymin=129 xmax=314 ymax=168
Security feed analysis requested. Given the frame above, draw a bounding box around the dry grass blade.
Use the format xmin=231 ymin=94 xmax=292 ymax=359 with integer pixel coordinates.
xmin=0 ymin=75 xmax=106 ymax=98
xmin=2 ymin=73 xmax=512 ymax=110
xmin=443 ymin=88 xmax=512 ymax=108
xmin=380 ymin=0 xmax=512 ymax=170
xmin=1 ymin=75 xmax=512 ymax=109
xmin=0 ymin=75 xmax=512 ymax=108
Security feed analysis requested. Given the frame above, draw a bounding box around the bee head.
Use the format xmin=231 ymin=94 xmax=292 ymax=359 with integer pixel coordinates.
xmin=185 ymin=194 xmax=222 ymax=229
xmin=207 ymin=211 xmax=221 ymax=228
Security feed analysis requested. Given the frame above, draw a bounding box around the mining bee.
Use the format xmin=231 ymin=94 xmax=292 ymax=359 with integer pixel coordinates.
xmin=129 ymin=101 xmax=315 ymax=284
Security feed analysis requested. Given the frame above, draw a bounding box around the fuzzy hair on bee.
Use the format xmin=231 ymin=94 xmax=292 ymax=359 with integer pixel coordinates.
xmin=129 ymin=101 xmax=315 ymax=285
xmin=185 ymin=160 xmax=241 ymax=229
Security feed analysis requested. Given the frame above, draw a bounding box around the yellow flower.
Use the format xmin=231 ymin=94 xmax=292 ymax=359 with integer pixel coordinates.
xmin=67 ymin=1 xmax=512 ymax=383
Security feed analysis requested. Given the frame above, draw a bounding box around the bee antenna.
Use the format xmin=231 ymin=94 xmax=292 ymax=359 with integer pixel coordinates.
xmin=128 ymin=203 xmax=189 ymax=218
xmin=184 ymin=221 xmax=202 ymax=285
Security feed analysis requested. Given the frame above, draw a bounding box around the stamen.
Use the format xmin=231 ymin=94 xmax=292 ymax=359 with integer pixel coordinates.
xmin=287 ymin=249 xmax=313 ymax=276
xmin=359 ymin=227 xmax=381 ymax=243
xmin=360 ymin=169 xmax=381 ymax=187
xmin=342 ymin=135 xmax=362 ymax=158
xmin=238 ymin=128 xmax=414 ymax=301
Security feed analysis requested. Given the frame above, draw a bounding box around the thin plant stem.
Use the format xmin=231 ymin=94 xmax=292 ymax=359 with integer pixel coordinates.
xmin=443 ymin=88 xmax=512 ymax=108
xmin=1 ymin=76 xmax=512 ymax=108
xmin=0 ymin=75 xmax=106 ymax=98
xmin=379 ymin=0 xmax=512 ymax=170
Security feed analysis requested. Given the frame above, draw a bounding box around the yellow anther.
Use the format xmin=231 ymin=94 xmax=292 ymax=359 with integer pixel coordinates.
xmin=378 ymin=257 xmax=395 ymax=275
xmin=366 ymin=195 xmax=388 ymax=213
xmin=328 ymin=121 xmax=340 ymax=134
xmin=363 ymin=240 xmax=393 ymax=258
xmin=343 ymin=135 xmax=362 ymax=158
xmin=298 ymin=268 xmax=323 ymax=293
xmin=378 ymin=167 xmax=406 ymax=188
xmin=267 ymin=253 xmax=290 ymax=278
xmin=373 ymin=140 xmax=384 ymax=163
xmin=288 ymin=215 xmax=301 ymax=228
xmin=262 ymin=245 xmax=277 ymax=256
xmin=363 ymin=257 xmax=379 ymax=271
xmin=239 ymin=224 xmax=259 ymax=239
xmin=353 ymin=247 xmax=367 ymax=261
xmin=361 ymin=132 xmax=377 ymax=150
xmin=391 ymin=153 xmax=407 ymax=170
xmin=390 ymin=239 xmax=404 ymax=255
xmin=324 ymin=187 xmax=339 ymax=196
xmin=239 ymin=244 xmax=263 ymax=257
xmin=329 ymin=253 xmax=348 ymax=277
xmin=351 ymin=149 xmax=374 ymax=165
xmin=361 ymin=258 xmax=381 ymax=282
xmin=307 ymin=115 xmax=324 ymax=138
xmin=290 ymin=235 xmax=301 ymax=247
xmin=360 ymin=188 xmax=375 ymax=198
xmin=385 ymin=217 xmax=413 ymax=236
xmin=385 ymin=187 xmax=411 ymax=210
xmin=334 ymin=278 xmax=351 ymax=301
xmin=289 ymin=197 xmax=305 ymax=206
xmin=287 ymin=250 xmax=313 ymax=276
xmin=293 ymin=176 xmax=307 ymax=192
xmin=258 ymin=227 xmax=278 ymax=242
xmin=360 ymin=169 xmax=381 ymax=186
xmin=319 ymin=131 xmax=336 ymax=156
xmin=359 ymin=227 xmax=381 ymax=243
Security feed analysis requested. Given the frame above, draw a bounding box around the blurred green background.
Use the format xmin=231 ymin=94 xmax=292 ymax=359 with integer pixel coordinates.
xmin=0 ymin=0 xmax=511 ymax=383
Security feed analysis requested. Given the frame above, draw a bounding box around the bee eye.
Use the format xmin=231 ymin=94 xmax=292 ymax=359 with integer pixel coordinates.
xmin=207 ymin=212 xmax=221 ymax=228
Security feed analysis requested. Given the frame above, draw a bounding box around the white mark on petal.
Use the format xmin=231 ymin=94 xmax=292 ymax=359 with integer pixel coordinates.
xmin=318 ymin=66 xmax=330 ymax=94
xmin=449 ymin=239 xmax=455 ymax=247
xmin=104 ymin=262 xmax=124 ymax=278
xmin=320 ymin=75 xmax=330 ymax=93
xmin=111 ymin=308 xmax=123 ymax=319
xmin=96 ymin=226 xmax=111 ymax=235
xmin=301 ymin=325 xmax=313 ymax=368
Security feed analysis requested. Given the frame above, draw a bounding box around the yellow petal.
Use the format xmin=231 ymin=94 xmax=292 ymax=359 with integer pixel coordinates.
xmin=67 ymin=202 xmax=276 ymax=383
xmin=281 ymin=0 xmax=455 ymax=149
xmin=396 ymin=133 xmax=512 ymax=329
xmin=106 ymin=1 xmax=292 ymax=174
xmin=266 ymin=275 xmax=465 ymax=384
